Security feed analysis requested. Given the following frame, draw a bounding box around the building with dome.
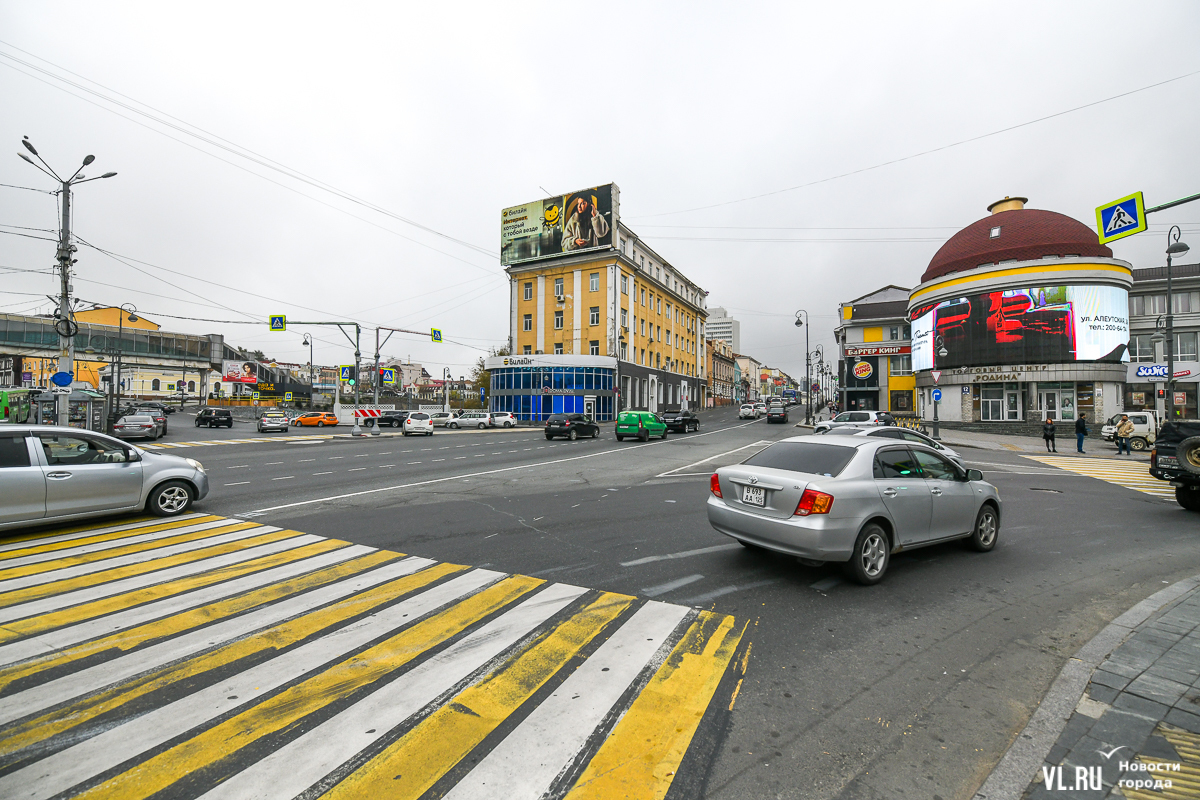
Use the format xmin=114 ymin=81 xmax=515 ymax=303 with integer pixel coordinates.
xmin=906 ymin=197 xmax=1132 ymax=428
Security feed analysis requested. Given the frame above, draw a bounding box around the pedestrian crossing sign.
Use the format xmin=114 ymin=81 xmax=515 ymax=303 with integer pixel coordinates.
xmin=269 ymin=315 xmax=287 ymax=332
xmin=380 ymin=368 xmax=396 ymax=384
xmin=252 ymin=391 xmax=261 ymax=400
xmin=431 ymin=328 xmax=443 ymax=343
xmin=1095 ymin=192 xmax=1146 ymax=245
xmin=339 ymin=365 xmax=353 ymax=382
xmin=284 ymin=391 xmax=293 ymax=401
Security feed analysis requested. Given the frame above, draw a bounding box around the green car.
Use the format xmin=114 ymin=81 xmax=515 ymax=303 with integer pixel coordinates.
xmin=615 ymin=411 xmax=668 ymax=442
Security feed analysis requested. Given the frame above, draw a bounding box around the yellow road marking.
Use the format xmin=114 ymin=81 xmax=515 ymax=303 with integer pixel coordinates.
xmin=77 ymin=574 xmax=542 ymax=800
xmin=1024 ymin=455 xmax=1175 ymax=498
xmin=0 ymin=521 xmax=261 ymax=582
xmin=0 ymin=553 xmax=440 ymax=758
xmin=323 ymin=591 xmax=634 ymax=800
xmin=0 ymin=534 xmax=345 ymax=643
xmin=0 ymin=516 xmax=220 ymax=560
xmin=564 ymin=612 xmax=744 ymax=800
xmin=1124 ymin=723 xmax=1200 ymax=800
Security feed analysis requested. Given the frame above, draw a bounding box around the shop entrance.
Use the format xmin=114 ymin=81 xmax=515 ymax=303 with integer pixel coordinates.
xmin=1037 ymin=383 xmax=1075 ymax=422
xmin=584 ymin=397 xmax=596 ymax=419
xmin=980 ymin=383 xmax=1022 ymax=421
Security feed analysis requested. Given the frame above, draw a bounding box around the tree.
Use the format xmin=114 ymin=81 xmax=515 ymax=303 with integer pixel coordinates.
xmin=469 ymin=345 xmax=509 ymax=400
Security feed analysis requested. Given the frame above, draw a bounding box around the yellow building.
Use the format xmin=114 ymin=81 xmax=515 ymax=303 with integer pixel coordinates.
xmin=834 ymin=286 xmax=916 ymax=413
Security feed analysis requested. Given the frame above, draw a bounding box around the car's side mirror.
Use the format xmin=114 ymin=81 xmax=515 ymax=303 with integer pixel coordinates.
xmin=126 ymin=449 xmax=142 ymax=463
xmin=966 ymin=468 xmax=983 ymax=482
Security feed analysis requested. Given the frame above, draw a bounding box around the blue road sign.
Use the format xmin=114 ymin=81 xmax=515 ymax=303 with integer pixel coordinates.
xmin=431 ymin=328 xmax=443 ymax=343
xmin=479 ymin=387 xmax=485 ymax=403
xmin=268 ymin=314 xmax=287 ymax=332
xmin=380 ymin=368 xmax=396 ymax=385
xmin=50 ymin=371 xmax=73 ymax=387
xmin=932 ymin=388 xmax=943 ymax=402
xmin=339 ymin=365 xmax=353 ymax=381
xmin=1096 ymin=192 xmax=1146 ymax=245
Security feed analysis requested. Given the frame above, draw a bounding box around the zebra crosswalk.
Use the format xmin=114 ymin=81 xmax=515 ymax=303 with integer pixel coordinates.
xmin=0 ymin=514 xmax=747 ymax=800
xmin=1023 ymin=455 xmax=1175 ymax=500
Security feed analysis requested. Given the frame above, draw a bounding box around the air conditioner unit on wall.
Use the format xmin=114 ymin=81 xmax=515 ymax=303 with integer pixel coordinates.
xmin=555 ymin=294 xmax=565 ymax=303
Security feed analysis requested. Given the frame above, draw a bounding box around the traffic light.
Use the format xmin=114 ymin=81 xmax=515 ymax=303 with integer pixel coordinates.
xmin=1157 ymin=388 xmax=1166 ymax=399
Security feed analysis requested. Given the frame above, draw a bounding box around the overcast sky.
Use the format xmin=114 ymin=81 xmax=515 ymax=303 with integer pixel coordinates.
xmin=3 ymin=2 xmax=1198 ymax=382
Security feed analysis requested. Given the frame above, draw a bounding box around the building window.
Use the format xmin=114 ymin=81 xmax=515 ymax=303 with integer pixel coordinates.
xmin=641 ymin=288 xmax=646 ymax=306
xmin=657 ymin=325 xmax=661 ymax=341
xmin=888 ymin=326 xmax=899 ymax=340
xmin=1174 ymin=293 xmax=1193 ymax=314
xmin=619 ymin=342 xmax=627 ymax=360
xmin=524 ymin=282 xmax=532 ymax=301
xmin=554 ymin=310 xmax=563 ymax=330
xmin=151 ymin=379 xmax=160 ymax=391
xmin=641 ymin=319 xmax=646 ymax=336
xmin=889 ymin=354 xmax=912 ymax=375
xmin=620 ymin=274 xmax=628 ymax=294
xmin=554 ymin=343 xmax=564 ymax=355
xmin=620 ymin=308 xmax=628 ymax=329
xmin=1175 ymin=332 xmax=1198 ymax=361
xmin=523 ymin=314 xmax=532 ymax=332
xmin=1131 ymin=295 xmax=1167 ymax=317
xmin=589 ymin=306 xmax=600 ymax=326
xmin=554 ymin=277 xmax=564 ymax=297
xmin=523 ymin=345 xmax=532 ymax=354
xmin=187 ymin=380 xmax=196 ymax=392
xmin=640 ymin=348 xmax=645 ymax=365
xmin=590 ymin=272 xmax=599 ymax=292
xmin=657 ymin=297 xmax=662 ymax=313
xmin=1129 ymin=334 xmax=1155 ymax=362
xmin=589 ymin=340 xmax=600 ymax=356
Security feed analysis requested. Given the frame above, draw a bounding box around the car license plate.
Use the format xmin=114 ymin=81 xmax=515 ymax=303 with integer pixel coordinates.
xmin=742 ymin=486 xmax=765 ymax=506
xmin=1158 ymin=455 xmax=1179 ymax=468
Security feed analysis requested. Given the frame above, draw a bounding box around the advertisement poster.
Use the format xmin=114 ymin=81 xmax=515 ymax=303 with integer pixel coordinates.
xmin=221 ymin=359 xmax=259 ymax=384
xmin=501 ymin=184 xmax=617 ymax=265
xmin=910 ymin=285 xmax=1129 ymax=371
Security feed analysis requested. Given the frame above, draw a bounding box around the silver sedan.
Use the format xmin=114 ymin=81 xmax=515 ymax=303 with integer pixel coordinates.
xmin=821 ymin=425 xmax=964 ymax=466
xmin=706 ymin=436 xmax=1000 ymax=584
xmin=0 ymin=425 xmax=211 ymax=530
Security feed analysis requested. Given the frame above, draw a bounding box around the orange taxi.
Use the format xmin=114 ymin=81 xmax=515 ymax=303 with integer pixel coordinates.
xmin=291 ymin=411 xmax=340 ymax=427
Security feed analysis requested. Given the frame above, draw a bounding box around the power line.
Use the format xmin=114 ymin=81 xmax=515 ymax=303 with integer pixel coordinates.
xmin=0 ymin=182 xmax=54 ymax=194
xmin=632 ymin=68 xmax=1200 ymax=219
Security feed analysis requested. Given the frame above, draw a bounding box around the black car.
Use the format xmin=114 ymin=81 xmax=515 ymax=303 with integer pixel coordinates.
xmin=371 ymin=412 xmax=408 ymax=428
xmin=135 ymin=401 xmax=175 ymax=415
xmin=545 ymin=413 xmax=600 ymax=440
xmin=1149 ymin=420 xmax=1200 ymax=511
xmin=765 ymin=403 xmax=788 ymax=424
xmin=195 ymin=408 xmax=234 ymax=428
xmin=661 ymin=409 xmax=700 ymax=432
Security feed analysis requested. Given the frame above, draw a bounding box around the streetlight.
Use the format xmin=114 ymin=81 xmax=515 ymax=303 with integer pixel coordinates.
xmin=302 ymin=334 xmax=315 ymax=406
xmin=19 ymin=138 xmax=116 ymax=427
xmin=103 ymin=304 xmax=138 ymax=433
xmin=931 ymin=334 xmax=948 ymax=440
xmin=1165 ymin=226 xmax=1190 ymax=419
xmin=795 ymin=310 xmax=812 ymax=424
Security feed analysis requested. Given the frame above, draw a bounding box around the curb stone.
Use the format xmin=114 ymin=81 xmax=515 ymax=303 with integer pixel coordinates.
xmin=972 ymin=573 xmax=1200 ymax=800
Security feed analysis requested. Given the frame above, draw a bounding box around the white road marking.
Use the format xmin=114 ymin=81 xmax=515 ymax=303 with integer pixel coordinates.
xmin=642 ymin=574 xmax=705 ymax=597
xmin=225 ymin=481 xmax=250 ymax=486
xmin=265 ymin=462 xmax=283 ymax=466
xmin=314 ymin=471 xmax=333 ymax=475
xmin=0 ymin=518 xmax=237 ymax=570
xmin=227 ymin=465 xmax=249 ymax=469
xmin=0 ymin=514 xmax=205 ymax=556
xmin=620 ymin=543 xmax=742 ymax=567
xmin=348 ymin=468 xmax=366 ymax=472
xmin=271 ymin=476 xmax=294 ymax=481
xmin=686 ymin=578 xmax=778 ymax=604
xmin=656 ymin=440 xmax=773 ymax=478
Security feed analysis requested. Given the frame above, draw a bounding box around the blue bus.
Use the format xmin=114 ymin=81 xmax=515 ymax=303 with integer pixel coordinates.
xmin=781 ymin=388 xmax=798 ymax=406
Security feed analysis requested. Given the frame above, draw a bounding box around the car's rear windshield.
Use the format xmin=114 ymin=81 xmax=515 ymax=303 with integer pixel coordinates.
xmin=411 ymin=413 xmax=428 ymax=420
xmin=547 ymin=415 xmax=568 ymax=423
xmin=122 ymin=416 xmax=154 ymax=422
xmin=741 ymin=442 xmax=857 ymax=477
xmin=263 ymin=413 xmax=286 ymax=417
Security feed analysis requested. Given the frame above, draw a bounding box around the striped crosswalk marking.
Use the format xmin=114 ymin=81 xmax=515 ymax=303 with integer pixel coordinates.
xmin=0 ymin=515 xmax=747 ymax=799
xmin=1023 ymin=455 xmax=1175 ymax=500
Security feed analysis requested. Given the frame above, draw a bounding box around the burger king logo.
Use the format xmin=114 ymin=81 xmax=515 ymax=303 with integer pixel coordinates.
xmin=852 ymin=361 xmax=873 ymax=380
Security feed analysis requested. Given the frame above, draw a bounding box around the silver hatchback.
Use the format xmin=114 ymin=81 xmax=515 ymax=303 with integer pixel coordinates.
xmin=706 ymin=436 xmax=1000 ymax=584
xmin=0 ymin=425 xmax=211 ymax=530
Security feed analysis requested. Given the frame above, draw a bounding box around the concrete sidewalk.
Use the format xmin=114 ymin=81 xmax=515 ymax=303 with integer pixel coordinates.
xmin=973 ymin=575 xmax=1200 ymax=799
xmin=937 ymin=429 xmax=1152 ymax=462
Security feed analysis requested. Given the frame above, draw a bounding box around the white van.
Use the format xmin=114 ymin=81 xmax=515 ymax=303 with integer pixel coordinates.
xmin=1101 ymin=411 xmax=1157 ymax=451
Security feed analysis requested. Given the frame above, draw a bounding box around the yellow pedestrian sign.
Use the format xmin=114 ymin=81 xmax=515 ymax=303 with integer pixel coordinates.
xmin=1096 ymin=192 xmax=1146 ymax=245
xmin=284 ymin=391 xmax=293 ymax=401
xmin=380 ymin=368 xmax=396 ymax=384
xmin=269 ymin=315 xmax=287 ymax=332
xmin=431 ymin=328 xmax=443 ymax=343
xmin=340 ymin=366 xmax=354 ymax=382
xmin=252 ymin=391 xmax=261 ymax=400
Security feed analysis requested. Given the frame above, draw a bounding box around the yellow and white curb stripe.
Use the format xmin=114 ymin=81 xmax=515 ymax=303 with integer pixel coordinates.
xmin=0 ymin=515 xmax=748 ymax=800
xmin=1023 ymin=455 xmax=1175 ymax=500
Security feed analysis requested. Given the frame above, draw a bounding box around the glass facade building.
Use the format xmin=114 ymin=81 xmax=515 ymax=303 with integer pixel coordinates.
xmin=486 ymin=356 xmax=618 ymax=422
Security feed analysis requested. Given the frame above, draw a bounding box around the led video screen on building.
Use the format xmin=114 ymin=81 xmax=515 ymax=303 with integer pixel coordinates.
xmin=910 ymin=284 xmax=1129 ymax=371
xmin=501 ymin=184 xmax=617 ymax=265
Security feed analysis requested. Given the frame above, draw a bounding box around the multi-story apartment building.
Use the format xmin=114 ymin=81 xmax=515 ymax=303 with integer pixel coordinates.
xmin=734 ymin=354 xmax=761 ymax=402
xmin=490 ymin=186 xmax=708 ymax=421
xmin=1125 ymin=261 xmax=1200 ymax=420
xmin=706 ymin=307 xmax=740 ymax=353
xmin=834 ymin=286 xmax=915 ymax=413
xmin=707 ymin=337 xmax=735 ymax=406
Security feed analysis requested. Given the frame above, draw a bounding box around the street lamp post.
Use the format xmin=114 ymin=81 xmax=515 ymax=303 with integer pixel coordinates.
xmin=795 ymin=310 xmax=810 ymax=424
xmin=302 ymin=334 xmax=315 ymax=407
xmin=1166 ymin=226 xmax=1190 ymax=420
xmin=107 ymin=304 xmax=138 ymax=433
xmin=932 ymin=335 xmax=949 ymax=440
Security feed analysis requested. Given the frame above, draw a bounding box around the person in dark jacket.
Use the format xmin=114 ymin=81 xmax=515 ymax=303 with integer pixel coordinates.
xmin=1075 ymin=412 xmax=1088 ymax=453
xmin=1042 ymin=417 xmax=1056 ymax=452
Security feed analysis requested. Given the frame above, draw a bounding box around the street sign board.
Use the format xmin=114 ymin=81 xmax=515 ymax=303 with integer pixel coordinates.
xmin=931 ymin=370 xmax=941 ymax=384
xmin=479 ymin=387 xmax=485 ymax=403
xmin=284 ymin=391 xmax=293 ymax=402
xmin=932 ymin=388 xmax=943 ymax=402
xmin=269 ymin=314 xmax=287 ymax=332
xmin=431 ymin=328 xmax=443 ymax=343
xmin=1096 ymin=192 xmax=1147 ymax=245
xmin=339 ymin=365 xmax=353 ymax=382
xmin=50 ymin=371 xmax=73 ymax=387
xmin=380 ymin=368 xmax=396 ymax=385
xmin=252 ymin=391 xmax=261 ymax=400
xmin=811 ymin=383 xmax=819 ymax=392
xmin=51 ymin=385 xmax=71 ymax=395
xmin=1175 ymin=392 xmax=1187 ymax=407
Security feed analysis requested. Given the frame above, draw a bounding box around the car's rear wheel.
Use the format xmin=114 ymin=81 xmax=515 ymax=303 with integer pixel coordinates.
xmin=568 ymin=429 xmax=578 ymax=441
xmin=616 ymin=434 xmax=624 ymax=441
xmin=1176 ymin=485 xmax=1200 ymax=512
xmin=449 ymin=422 xmax=458 ymax=429
xmin=317 ymin=421 xmax=324 ymax=427
xmin=545 ymin=434 xmax=554 ymax=440
xmin=147 ymin=481 xmax=193 ymax=517
xmin=638 ymin=429 xmax=648 ymax=442
xmin=845 ymin=523 xmax=889 ymax=585
xmin=968 ymin=504 xmax=999 ymax=552
xmin=661 ymin=428 xmax=668 ymax=439
xmin=478 ymin=423 xmax=487 ymax=430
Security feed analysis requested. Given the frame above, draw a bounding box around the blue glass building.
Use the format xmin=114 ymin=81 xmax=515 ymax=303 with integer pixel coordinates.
xmin=485 ymin=355 xmax=617 ymax=422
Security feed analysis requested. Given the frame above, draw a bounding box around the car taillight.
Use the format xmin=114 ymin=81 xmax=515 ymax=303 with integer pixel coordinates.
xmin=794 ymin=489 xmax=834 ymax=516
xmin=564 ymin=421 xmax=570 ymax=426
xmin=710 ymin=473 xmax=722 ymax=498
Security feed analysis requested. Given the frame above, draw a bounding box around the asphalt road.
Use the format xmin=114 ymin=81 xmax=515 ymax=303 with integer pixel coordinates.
xmin=14 ymin=407 xmax=1200 ymax=799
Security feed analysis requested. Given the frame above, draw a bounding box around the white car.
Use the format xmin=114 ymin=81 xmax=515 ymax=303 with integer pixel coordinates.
xmin=1100 ymin=412 xmax=1157 ymax=451
xmin=738 ymin=403 xmax=758 ymax=419
xmin=448 ymin=411 xmax=490 ymax=429
xmin=430 ymin=412 xmax=454 ymax=427
xmin=489 ymin=411 xmax=517 ymax=428
xmin=813 ymin=410 xmax=895 ymax=434
xmin=754 ymin=402 xmax=767 ymax=417
xmin=823 ymin=425 xmax=964 ymax=466
xmin=402 ymin=412 xmax=434 ymax=436
xmin=256 ymin=412 xmax=290 ymax=433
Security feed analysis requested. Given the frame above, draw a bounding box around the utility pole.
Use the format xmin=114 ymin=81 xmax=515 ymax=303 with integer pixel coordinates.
xmin=18 ymin=139 xmax=116 ymax=427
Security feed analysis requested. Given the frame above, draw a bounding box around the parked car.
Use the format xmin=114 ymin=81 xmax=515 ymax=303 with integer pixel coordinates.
xmin=403 ymin=411 xmax=434 ymax=436
xmin=448 ymin=411 xmax=490 ymax=429
xmin=372 ymin=412 xmax=408 ymax=429
xmin=545 ymin=413 xmax=600 ymax=440
xmin=195 ymin=408 xmax=234 ymax=428
xmin=256 ymin=411 xmax=290 ymax=433
xmin=430 ymin=412 xmax=454 ymax=427
xmin=490 ymin=411 xmax=517 ymax=428
xmin=706 ymin=436 xmax=1000 ymax=584
xmin=133 ymin=401 xmax=175 ymax=415
xmin=1101 ymin=411 xmax=1157 ymax=451
xmin=1149 ymin=420 xmax=1200 ymax=511
xmin=738 ymin=403 xmax=760 ymax=420
xmin=813 ymin=410 xmax=895 ymax=434
xmin=661 ymin=409 xmax=700 ymax=432
xmin=615 ymin=411 xmax=668 ymax=442
xmin=292 ymin=411 xmax=339 ymax=428
xmin=824 ymin=425 xmax=964 ymax=466
xmin=0 ymin=425 xmax=210 ymax=530
xmin=766 ymin=404 xmax=789 ymax=424
xmin=113 ymin=415 xmax=162 ymax=440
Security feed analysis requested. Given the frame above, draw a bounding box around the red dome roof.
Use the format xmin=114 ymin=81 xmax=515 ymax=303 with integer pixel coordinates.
xmin=921 ymin=208 xmax=1112 ymax=284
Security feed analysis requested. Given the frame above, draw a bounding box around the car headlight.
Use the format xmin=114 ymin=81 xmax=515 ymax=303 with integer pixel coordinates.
xmin=186 ymin=458 xmax=206 ymax=473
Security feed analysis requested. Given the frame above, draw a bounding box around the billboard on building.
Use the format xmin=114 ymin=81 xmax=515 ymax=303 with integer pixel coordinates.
xmin=221 ymin=359 xmax=259 ymax=384
xmin=501 ymin=184 xmax=617 ymax=265
xmin=911 ymin=284 xmax=1129 ymax=371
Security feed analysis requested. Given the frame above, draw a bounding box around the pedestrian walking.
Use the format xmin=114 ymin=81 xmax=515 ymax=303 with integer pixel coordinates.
xmin=1115 ymin=413 xmax=1134 ymax=455
xmin=1042 ymin=417 xmax=1057 ymax=452
xmin=1075 ymin=412 xmax=1088 ymax=453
